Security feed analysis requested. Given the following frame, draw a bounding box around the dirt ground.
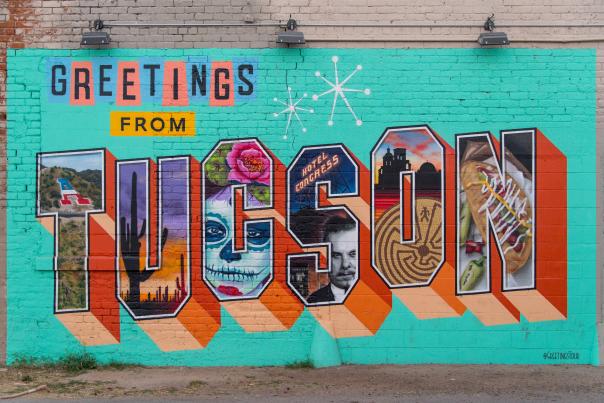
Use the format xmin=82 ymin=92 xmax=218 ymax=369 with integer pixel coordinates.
xmin=1 ymin=364 xmax=604 ymax=402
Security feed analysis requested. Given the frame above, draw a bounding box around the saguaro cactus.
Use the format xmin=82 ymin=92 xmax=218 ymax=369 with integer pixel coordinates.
xmin=175 ymin=254 xmax=186 ymax=302
xmin=120 ymin=171 xmax=168 ymax=304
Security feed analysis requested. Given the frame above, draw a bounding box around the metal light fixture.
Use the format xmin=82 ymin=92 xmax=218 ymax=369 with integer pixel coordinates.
xmin=478 ymin=14 xmax=509 ymax=46
xmin=277 ymin=17 xmax=304 ymax=45
xmin=81 ymin=19 xmax=110 ymax=46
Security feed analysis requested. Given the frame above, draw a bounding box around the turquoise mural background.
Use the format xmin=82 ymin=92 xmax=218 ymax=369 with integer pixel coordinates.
xmin=7 ymin=48 xmax=597 ymax=365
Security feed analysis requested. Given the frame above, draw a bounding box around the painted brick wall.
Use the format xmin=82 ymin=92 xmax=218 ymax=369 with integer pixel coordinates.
xmin=6 ymin=47 xmax=596 ymax=365
xmin=1 ymin=1 xmax=602 ymax=365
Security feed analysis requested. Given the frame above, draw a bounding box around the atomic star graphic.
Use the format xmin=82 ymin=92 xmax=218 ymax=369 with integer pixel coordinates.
xmin=312 ymin=56 xmax=371 ymax=127
xmin=273 ymin=87 xmax=314 ymax=140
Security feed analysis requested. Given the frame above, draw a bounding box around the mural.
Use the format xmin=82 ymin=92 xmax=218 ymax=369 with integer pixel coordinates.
xmin=8 ymin=49 xmax=595 ymax=365
xmin=202 ymin=140 xmax=274 ymax=300
xmin=457 ymin=132 xmax=535 ymax=293
xmin=36 ymin=150 xmax=105 ymax=312
xmin=34 ymin=130 xmax=568 ymax=325
xmin=116 ymin=157 xmax=191 ymax=318
xmin=287 ymin=145 xmax=360 ymax=305
xmin=371 ymin=126 xmax=445 ymax=287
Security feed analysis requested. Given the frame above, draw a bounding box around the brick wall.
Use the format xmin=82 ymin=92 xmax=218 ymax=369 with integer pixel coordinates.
xmin=4 ymin=1 xmax=604 ymax=48
xmin=0 ymin=0 xmax=40 ymax=366
xmin=1 ymin=0 xmax=602 ymax=365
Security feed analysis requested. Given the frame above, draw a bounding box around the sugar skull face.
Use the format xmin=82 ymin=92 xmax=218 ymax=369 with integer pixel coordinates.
xmin=203 ymin=194 xmax=272 ymax=299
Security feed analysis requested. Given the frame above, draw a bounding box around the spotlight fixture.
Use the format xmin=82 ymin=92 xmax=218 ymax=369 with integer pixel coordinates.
xmin=277 ymin=17 xmax=305 ymax=45
xmin=81 ymin=19 xmax=110 ymax=46
xmin=478 ymin=14 xmax=509 ymax=46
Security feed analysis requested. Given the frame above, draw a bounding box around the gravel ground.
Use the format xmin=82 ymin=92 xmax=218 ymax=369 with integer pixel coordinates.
xmin=1 ymin=364 xmax=603 ymax=402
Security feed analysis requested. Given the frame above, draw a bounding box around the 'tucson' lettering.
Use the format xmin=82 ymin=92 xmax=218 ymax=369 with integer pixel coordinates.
xmin=36 ymin=127 xmax=567 ymax=323
xmin=201 ymin=139 xmax=275 ymax=300
xmin=371 ymin=126 xmax=449 ymax=288
xmin=287 ymin=145 xmax=361 ymax=305
xmin=115 ymin=157 xmax=192 ymax=319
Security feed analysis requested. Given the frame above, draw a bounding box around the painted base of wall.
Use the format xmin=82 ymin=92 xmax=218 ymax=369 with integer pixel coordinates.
xmin=597 ymin=323 xmax=603 ymax=366
xmin=310 ymin=324 xmax=342 ymax=368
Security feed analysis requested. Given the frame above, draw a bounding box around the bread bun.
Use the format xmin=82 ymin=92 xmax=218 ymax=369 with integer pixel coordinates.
xmin=461 ymin=161 xmax=532 ymax=273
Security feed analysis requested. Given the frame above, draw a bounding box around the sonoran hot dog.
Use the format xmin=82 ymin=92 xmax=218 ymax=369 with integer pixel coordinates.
xmin=460 ymin=161 xmax=532 ymax=273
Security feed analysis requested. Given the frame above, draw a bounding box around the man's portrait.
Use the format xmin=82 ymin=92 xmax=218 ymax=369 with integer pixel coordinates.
xmin=307 ymin=215 xmax=358 ymax=304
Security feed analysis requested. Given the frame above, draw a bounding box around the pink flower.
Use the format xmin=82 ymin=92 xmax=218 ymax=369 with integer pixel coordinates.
xmin=226 ymin=142 xmax=271 ymax=186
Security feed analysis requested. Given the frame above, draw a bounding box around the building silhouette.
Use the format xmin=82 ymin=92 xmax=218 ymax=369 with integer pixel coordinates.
xmin=415 ymin=162 xmax=441 ymax=194
xmin=376 ymin=146 xmax=441 ymax=194
xmin=377 ymin=147 xmax=411 ymax=190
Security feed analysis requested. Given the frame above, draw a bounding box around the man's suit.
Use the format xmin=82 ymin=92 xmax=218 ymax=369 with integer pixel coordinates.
xmin=307 ymin=284 xmax=335 ymax=303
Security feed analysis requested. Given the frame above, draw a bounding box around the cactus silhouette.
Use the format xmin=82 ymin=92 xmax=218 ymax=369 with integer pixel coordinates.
xmin=120 ymin=171 xmax=169 ymax=304
xmin=175 ymin=254 xmax=186 ymax=302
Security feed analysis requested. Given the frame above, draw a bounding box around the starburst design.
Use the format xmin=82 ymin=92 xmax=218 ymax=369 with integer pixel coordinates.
xmin=312 ymin=56 xmax=371 ymax=127
xmin=273 ymin=87 xmax=314 ymax=140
